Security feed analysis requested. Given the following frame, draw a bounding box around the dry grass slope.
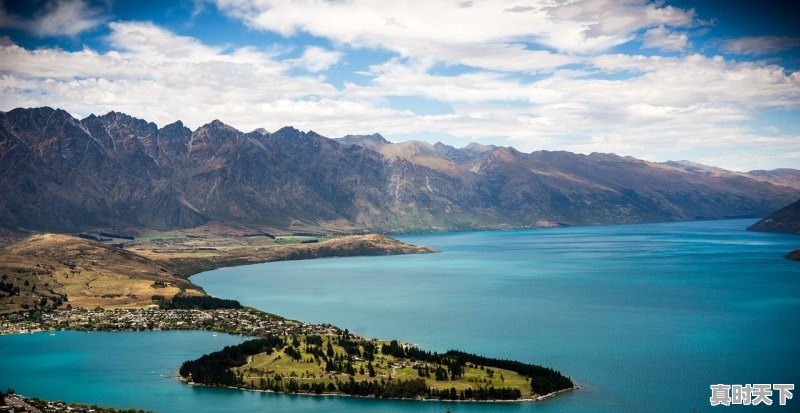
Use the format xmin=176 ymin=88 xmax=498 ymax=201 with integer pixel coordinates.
xmin=0 ymin=234 xmax=203 ymax=313
xmin=0 ymin=233 xmax=435 ymax=313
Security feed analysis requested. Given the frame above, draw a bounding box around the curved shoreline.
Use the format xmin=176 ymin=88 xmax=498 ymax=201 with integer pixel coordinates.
xmin=179 ymin=377 xmax=579 ymax=404
xmin=1 ymin=234 xmax=576 ymax=405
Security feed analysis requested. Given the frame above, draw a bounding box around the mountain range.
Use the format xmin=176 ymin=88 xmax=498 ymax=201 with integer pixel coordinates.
xmin=1 ymin=107 xmax=798 ymax=234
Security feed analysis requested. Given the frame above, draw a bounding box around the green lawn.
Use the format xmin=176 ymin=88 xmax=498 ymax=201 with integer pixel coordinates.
xmin=235 ymin=335 xmax=533 ymax=398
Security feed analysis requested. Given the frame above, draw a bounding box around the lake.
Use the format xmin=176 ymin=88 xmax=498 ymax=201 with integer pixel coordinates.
xmin=2 ymin=219 xmax=799 ymax=412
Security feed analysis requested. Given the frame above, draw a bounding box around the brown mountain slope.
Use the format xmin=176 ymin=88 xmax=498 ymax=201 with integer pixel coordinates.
xmin=2 ymin=107 xmax=798 ymax=234
xmin=747 ymin=199 xmax=800 ymax=262
xmin=747 ymin=199 xmax=800 ymax=233
xmin=663 ymin=161 xmax=800 ymax=190
xmin=746 ymin=169 xmax=800 ymax=190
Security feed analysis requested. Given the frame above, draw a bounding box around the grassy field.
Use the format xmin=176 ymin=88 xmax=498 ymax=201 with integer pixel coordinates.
xmin=0 ymin=234 xmax=201 ymax=313
xmin=1 ymin=232 xmax=434 ymax=313
xmin=234 ymin=334 xmax=534 ymax=399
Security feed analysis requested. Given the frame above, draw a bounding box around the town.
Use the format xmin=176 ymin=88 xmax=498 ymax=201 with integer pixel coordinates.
xmin=0 ymin=307 xmax=339 ymax=338
xmin=2 ymin=390 xmax=153 ymax=413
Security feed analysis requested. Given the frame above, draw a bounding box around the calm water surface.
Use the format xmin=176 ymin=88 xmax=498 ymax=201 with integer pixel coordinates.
xmin=2 ymin=219 xmax=799 ymax=412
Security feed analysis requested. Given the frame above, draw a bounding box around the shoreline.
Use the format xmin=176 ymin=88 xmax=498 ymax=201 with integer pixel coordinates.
xmin=0 ymin=325 xmax=578 ymax=404
xmin=179 ymin=376 xmax=579 ymax=404
xmin=1 ymin=236 xmax=575 ymax=405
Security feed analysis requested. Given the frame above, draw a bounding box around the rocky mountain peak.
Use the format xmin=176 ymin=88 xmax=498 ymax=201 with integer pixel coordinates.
xmin=274 ymin=126 xmax=303 ymax=138
xmin=463 ymin=142 xmax=497 ymax=154
xmin=1 ymin=107 xmax=798 ymax=233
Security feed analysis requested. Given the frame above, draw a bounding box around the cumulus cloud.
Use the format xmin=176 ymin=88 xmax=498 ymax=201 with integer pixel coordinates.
xmin=288 ymin=46 xmax=342 ymax=72
xmin=0 ymin=0 xmax=108 ymax=37
xmin=720 ymin=36 xmax=800 ymax=56
xmin=642 ymin=26 xmax=688 ymax=51
xmin=0 ymin=21 xmax=336 ymax=129
xmin=1 ymin=18 xmax=799 ymax=171
xmin=211 ymin=0 xmax=697 ymax=57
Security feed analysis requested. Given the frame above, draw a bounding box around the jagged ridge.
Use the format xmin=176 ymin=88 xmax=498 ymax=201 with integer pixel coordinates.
xmin=1 ymin=107 xmax=798 ymax=233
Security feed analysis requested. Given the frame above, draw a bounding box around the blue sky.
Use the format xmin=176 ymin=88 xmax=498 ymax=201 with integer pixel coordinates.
xmin=1 ymin=0 xmax=798 ymax=171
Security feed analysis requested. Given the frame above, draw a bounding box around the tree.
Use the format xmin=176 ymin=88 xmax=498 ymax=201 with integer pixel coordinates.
xmin=326 ymin=340 xmax=334 ymax=358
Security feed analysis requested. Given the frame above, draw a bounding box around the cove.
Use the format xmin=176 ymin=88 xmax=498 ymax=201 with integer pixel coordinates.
xmin=2 ymin=219 xmax=800 ymax=412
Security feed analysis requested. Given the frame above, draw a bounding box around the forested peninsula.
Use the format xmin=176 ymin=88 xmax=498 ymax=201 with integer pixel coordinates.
xmin=179 ymin=332 xmax=575 ymax=401
xmin=1 ymin=233 xmax=574 ymax=402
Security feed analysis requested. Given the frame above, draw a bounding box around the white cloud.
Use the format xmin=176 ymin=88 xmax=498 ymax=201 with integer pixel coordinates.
xmin=288 ymin=46 xmax=342 ymax=72
xmin=642 ymin=26 xmax=688 ymax=51
xmin=1 ymin=19 xmax=799 ymax=171
xmin=211 ymin=0 xmax=697 ymax=58
xmin=0 ymin=21 xmax=337 ymax=129
xmin=720 ymin=36 xmax=800 ymax=56
xmin=0 ymin=0 xmax=107 ymax=37
xmin=414 ymin=43 xmax=579 ymax=74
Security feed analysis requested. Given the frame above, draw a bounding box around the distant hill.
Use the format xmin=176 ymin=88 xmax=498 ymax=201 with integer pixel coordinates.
xmin=0 ymin=233 xmax=202 ymax=312
xmin=1 ymin=107 xmax=798 ymax=234
xmin=747 ymin=199 xmax=800 ymax=233
xmin=663 ymin=161 xmax=800 ymax=190
xmin=748 ymin=199 xmax=800 ymax=262
xmin=0 ymin=232 xmax=434 ymax=313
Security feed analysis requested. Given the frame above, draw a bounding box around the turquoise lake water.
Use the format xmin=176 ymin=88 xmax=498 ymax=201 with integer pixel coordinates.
xmin=2 ymin=219 xmax=799 ymax=412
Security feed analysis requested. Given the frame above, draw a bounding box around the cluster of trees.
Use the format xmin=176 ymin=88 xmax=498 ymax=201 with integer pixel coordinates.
xmin=380 ymin=340 xmax=573 ymax=395
xmin=160 ymin=295 xmax=243 ymax=310
xmin=179 ymin=336 xmax=284 ymax=385
xmin=76 ymin=233 xmax=112 ymax=242
xmin=0 ymin=280 xmax=20 ymax=296
xmin=361 ymin=341 xmax=377 ymax=361
xmin=97 ymin=231 xmax=135 ymax=240
xmin=446 ymin=350 xmax=573 ymax=395
xmin=428 ymin=385 xmax=522 ymax=401
xmin=283 ymin=345 xmax=302 ymax=360
xmin=325 ymin=353 xmax=357 ymax=375
xmin=339 ymin=338 xmax=362 ymax=357
xmin=380 ymin=340 xmax=406 ymax=357
xmin=255 ymin=375 xmax=333 ymax=394
xmin=305 ymin=335 xmax=323 ymax=346
xmin=338 ymin=377 xmax=429 ymax=398
xmin=323 ymin=377 xmax=522 ymax=400
xmin=247 ymin=374 xmax=430 ymax=399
